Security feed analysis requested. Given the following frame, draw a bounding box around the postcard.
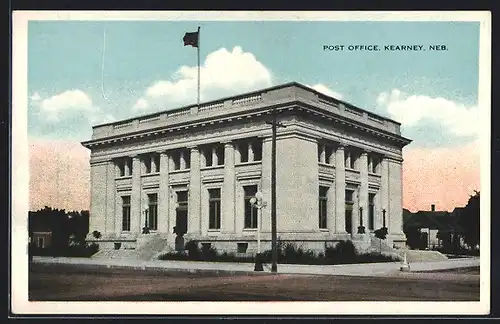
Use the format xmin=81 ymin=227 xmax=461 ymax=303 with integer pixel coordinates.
xmin=11 ymin=10 xmax=491 ymax=316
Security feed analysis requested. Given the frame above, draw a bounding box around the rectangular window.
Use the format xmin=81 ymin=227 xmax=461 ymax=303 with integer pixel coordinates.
xmin=184 ymin=150 xmax=191 ymax=169
xmin=127 ymin=158 xmax=133 ymax=175
xmin=173 ymin=151 xmax=181 ymax=170
xmin=325 ymin=146 xmax=332 ymax=164
xmin=319 ymin=186 xmax=328 ymax=229
xmin=253 ymin=140 xmax=262 ymax=161
xmin=144 ymin=156 xmax=152 ymax=174
xmin=118 ymin=160 xmax=125 ymax=177
xmin=37 ymin=237 xmax=44 ymax=248
xmin=240 ymin=143 xmax=249 ymax=163
xmin=345 ymin=190 xmax=354 ymax=233
xmin=317 ymin=145 xmax=322 ymax=163
xmin=208 ymin=188 xmax=221 ymax=230
xmin=122 ymin=196 xmax=131 ymax=231
xmin=148 ymin=193 xmax=158 ymax=231
xmin=368 ymin=193 xmax=375 ymax=230
xmin=154 ymin=154 xmax=160 ymax=172
xmin=244 ymin=185 xmax=258 ymax=228
xmin=215 ymin=145 xmax=225 ymax=165
xmin=205 ymin=148 xmax=213 ymax=167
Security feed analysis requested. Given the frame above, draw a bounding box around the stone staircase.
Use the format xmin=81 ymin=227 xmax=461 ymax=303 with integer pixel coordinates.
xmin=368 ymin=235 xmax=448 ymax=262
xmin=368 ymin=235 xmax=402 ymax=260
xmin=91 ymin=235 xmax=171 ymax=261
xmin=398 ymin=249 xmax=449 ymax=263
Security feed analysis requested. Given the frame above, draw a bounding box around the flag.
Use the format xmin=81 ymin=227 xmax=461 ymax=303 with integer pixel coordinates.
xmin=183 ymin=31 xmax=199 ymax=47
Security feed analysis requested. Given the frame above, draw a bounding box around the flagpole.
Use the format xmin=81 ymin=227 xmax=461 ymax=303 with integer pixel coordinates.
xmin=197 ymin=26 xmax=200 ymax=107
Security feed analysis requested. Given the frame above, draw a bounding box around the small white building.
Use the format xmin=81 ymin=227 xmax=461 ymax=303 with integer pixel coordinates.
xmin=81 ymin=82 xmax=411 ymax=255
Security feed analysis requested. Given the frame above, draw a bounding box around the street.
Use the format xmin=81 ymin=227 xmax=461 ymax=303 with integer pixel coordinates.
xmin=29 ymin=263 xmax=479 ymax=301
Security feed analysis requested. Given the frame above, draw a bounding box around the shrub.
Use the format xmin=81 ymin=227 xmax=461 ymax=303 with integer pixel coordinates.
xmin=92 ymin=231 xmax=102 ymax=239
xmin=185 ymin=240 xmax=200 ymax=258
xmin=324 ymin=240 xmax=358 ymax=264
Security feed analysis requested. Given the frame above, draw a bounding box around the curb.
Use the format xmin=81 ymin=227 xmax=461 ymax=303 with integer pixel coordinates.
xmin=31 ymin=260 xmax=276 ymax=277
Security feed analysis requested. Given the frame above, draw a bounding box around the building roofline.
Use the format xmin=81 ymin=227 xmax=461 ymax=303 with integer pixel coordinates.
xmin=92 ymin=81 xmax=402 ymax=129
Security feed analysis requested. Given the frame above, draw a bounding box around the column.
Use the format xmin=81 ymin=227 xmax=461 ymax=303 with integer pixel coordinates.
xmin=319 ymin=144 xmax=326 ymax=163
xmin=359 ymin=152 xmax=369 ymax=233
xmin=388 ymin=158 xmax=404 ymax=235
xmin=180 ymin=150 xmax=186 ymax=170
xmin=352 ymin=188 xmax=359 ymax=235
xmin=212 ymin=146 xmax=218 ymax=166
xmin=222 ymin=142 xmax=236 ymax=233
xmin=105 ymin=161 xmax=116 ymax=236
xmin=335 ymin=145 xmax=346 ymax=233
xmin=380 ymin=157 xmax=389 ymax=231
xmin=326 ymin=183 xmax=336 ymax=234
xmin=131 ymin=156 xmax=142 ymax=234
xmin=158 ymin=151 xmax=170 ymax=234
xmin=248 ymin=142 xmax=254 ymax=162
xmin=188 ymin=147 xmax=201 ymax=234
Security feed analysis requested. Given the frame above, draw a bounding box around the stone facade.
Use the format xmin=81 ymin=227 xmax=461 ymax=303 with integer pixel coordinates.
xmin=82 ymin=82 xmax=411 ymax=254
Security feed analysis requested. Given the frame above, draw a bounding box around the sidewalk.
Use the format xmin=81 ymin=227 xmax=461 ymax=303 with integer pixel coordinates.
xmin=31 ymin=256 xmax=480 ymax=278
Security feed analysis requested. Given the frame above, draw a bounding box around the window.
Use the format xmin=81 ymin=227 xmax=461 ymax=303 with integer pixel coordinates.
xmin=148 ymin=193 xmax=158 ymax=231
xmin=325 ymin=146 xmax=333 ymax=164
xmin=144 ymin=156 xmax=152 ymax=174
xmin=244 ymin=185 xmax=258 ymax=228
xmin=37 ymin=237 xmax=44 ymax=248
xmin=154 ymin=154 xmax=160 ymax=172
xmin=368 ymin=193 xmax=375 ymax=230
xmin=173 ymin=151 xmax=181 ymax=170
xmin=204 ymin=147 xmax=213 ymax=167
xmin=317 ymin=145 xmax=323 ymax=163
xmin=118 ymin=160 xmax=125 ymax=177
xmin=253 ymin=140 xmax=262 ymax=161
xmin=184 ymin=150 xmax=191 ymax=169
xmin=240 ymin=143 xmax=249 ymax=163
xmin=122 ymin=196 xmax=131 ymax=231
xmin=127 ymin=158 xmax=133 ymax=175
xmin=237 ymin=242 xmax=248 ymax=253
xmin=345 ymin=190 xmax=354 ymax=233
xmin=319 ymin=186 xmax=328 ymax=229
xmin=215 ymin=145 xmax=224 ymax=166
xmin=208 ymin=188 xmax=221 ymax=230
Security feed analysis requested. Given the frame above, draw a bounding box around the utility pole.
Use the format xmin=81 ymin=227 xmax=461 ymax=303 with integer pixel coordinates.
xmin=266 ymin=107 xmax=286 ymax=273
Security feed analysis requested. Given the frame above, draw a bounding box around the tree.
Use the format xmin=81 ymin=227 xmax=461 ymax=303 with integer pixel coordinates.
xmin=459 ymin=191 xmax=480 ymax=250
xmin=373 ymin=227 xmax=388 ymax=253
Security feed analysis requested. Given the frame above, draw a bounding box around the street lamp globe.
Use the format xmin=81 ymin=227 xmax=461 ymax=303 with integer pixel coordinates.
xmin=255 ymin=191 xmax=263 ymax=201
xmin=250 ymin=197 xmax=257 ymax=205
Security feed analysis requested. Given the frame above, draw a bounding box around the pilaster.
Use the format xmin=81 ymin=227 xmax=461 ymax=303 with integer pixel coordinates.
xmin=131 ymin=156 xmax=142 ymax=234
xmin=158 ymin=151 xmax=170 ymax=234
xmin=222 ymin=142 xmax=236 ymax=234
xmin=359 ymin=151 xmax=369 ymax=233
xmin=335 ymin=145 xmax=346 ymax=233
xmin=188 ymin=147 xmax=201 ymax=234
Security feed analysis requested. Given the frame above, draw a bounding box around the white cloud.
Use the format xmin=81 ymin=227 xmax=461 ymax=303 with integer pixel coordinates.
xmin=39 ymin=89 xmax=93 ymax=122
xmin=134 ymin=46 xmax=272 ymax=112
xmin=309 ymin=83 xmax=343 ymax=99
xmin=377 ymin=89 xmax=479 ymax=137
xmin=132 ymin=97 xmax=149 ymax=111
xmin=32 ymin=89 xmax=115 ymax=125
xmin=30 ymin=92 xmax=41 ymax=102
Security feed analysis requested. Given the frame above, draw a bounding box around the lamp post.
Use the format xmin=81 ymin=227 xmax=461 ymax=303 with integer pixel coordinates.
xmin=250 ymin=191 xmax=267 ymax=271
xmin=142 ymin=208 xmax=150 ymax=234
xmin=358 ymin=207 xmax=365 ymax=234
xmin=382 ymin=209 xmax=386 ymax=228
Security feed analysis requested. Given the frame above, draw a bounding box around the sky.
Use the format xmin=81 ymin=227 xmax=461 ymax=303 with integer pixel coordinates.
xmin=26 ymin=18 xmax=482 ymax=212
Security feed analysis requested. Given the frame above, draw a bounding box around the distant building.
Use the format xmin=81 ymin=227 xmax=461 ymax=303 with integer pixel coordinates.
xmin=28 ymin=211 xmax=53 ymax=249
xmin=403 ymin=204 xmax=464 ymax=250
xmin=81 ymin=82 xmax=411 ymax=255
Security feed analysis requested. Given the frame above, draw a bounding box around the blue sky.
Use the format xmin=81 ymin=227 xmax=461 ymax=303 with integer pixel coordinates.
xmin=27 ymin=20 xmax=480 ymax=148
